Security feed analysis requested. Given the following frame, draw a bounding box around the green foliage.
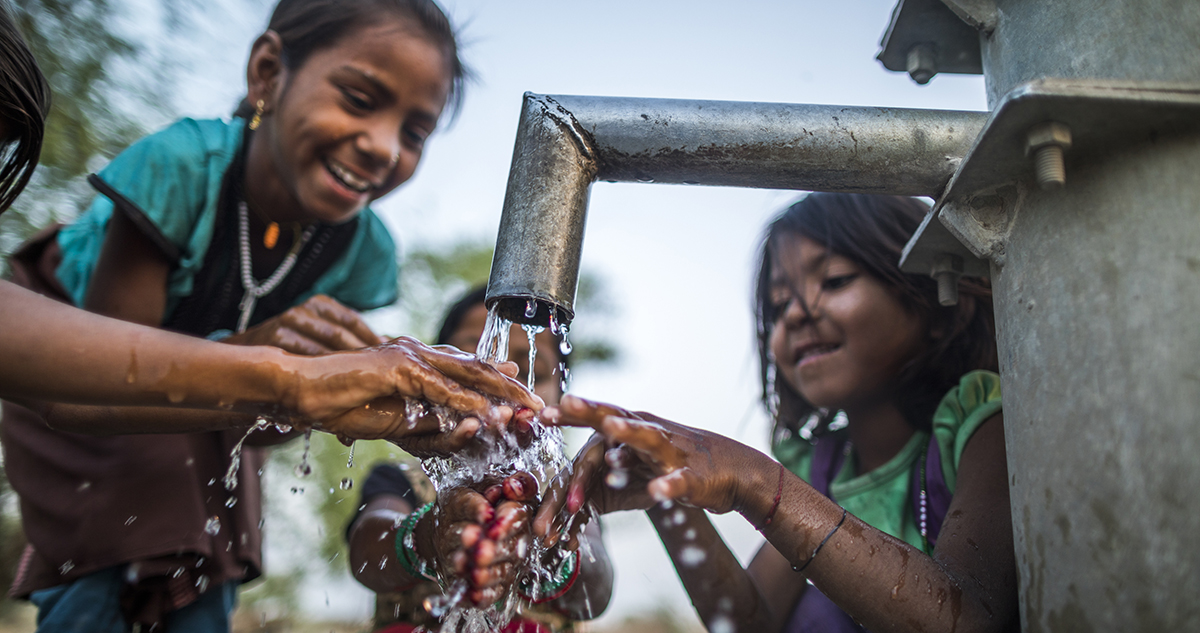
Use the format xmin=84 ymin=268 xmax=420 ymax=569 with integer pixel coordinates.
xmin=0 ymin=0 xmax=201 ymax=273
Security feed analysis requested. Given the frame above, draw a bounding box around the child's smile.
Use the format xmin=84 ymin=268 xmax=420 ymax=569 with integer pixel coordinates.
xmin=769 ymin=233 xmax=927 ymax=412
xmin=245 ymin=18 xmax=452 ymax=224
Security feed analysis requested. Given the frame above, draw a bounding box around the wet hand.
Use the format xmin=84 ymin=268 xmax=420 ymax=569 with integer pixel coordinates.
xmin=289 ymin=338 xmax=543 ymax=443
xmin=431 ymin=472 xmax=539 ymax=605
xmin=541 ymin=395 xmax=750 ymax=525
xmin=224 ymin=294 xmax=384 ymax=354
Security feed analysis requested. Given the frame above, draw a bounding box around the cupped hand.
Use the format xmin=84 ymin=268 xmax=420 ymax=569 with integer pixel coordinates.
xmin=539 ymin=395 xmax=753 ymax=530
xmin=431 ymin=472 xmax=539 ymax=605
xmin=224 ymin=294 xmax=385 ymax=354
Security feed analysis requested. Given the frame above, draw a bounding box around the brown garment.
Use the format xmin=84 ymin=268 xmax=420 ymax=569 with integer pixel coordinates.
xmin=2 ymin=226 xmax=263 ymax=616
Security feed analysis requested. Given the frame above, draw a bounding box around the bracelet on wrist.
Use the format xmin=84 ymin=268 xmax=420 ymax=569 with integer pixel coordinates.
xmin=518 ymin=549 xmax=581 ymax=604
xmin=394 ymin=501 xmax=438 ymax=583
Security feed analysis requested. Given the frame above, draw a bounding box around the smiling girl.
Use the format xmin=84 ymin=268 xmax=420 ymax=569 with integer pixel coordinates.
xmin=1 ymin=1 xmax=513 ymax=630
xmin=536 ymin=193 xmax=1018 ymax=633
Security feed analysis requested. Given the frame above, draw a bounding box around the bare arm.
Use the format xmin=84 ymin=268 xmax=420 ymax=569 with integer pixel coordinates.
xmin=649 ymin=504 xmax=775 ymax=630
xmin=2 ymin=211 xmax=541 ymax=436
xmin=545 ymin=396 xmax=1019 ymax=633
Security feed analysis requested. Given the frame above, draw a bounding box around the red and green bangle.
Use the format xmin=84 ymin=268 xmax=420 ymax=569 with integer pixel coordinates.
xmin=518 ymin=549 xmax=581 ymax=604
xmin=394 ymin=501 xmax=438 ymax=583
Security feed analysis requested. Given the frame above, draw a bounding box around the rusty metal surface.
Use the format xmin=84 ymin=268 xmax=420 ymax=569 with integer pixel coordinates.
xmin=487 ymin=93 xmax=986 ymax=325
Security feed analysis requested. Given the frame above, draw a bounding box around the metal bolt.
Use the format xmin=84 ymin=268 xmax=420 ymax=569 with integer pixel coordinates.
xmin=1025 ymin=122 xmax=1072 ymax=190
xmin=906 ymin=43 xmax=937 ymax=85
xmin=930 ymin=253 xmax=964 ymax=306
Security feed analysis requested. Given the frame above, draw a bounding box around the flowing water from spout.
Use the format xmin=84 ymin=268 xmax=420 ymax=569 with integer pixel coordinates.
xmin=409 ymin=303 xmax=579 ymax=631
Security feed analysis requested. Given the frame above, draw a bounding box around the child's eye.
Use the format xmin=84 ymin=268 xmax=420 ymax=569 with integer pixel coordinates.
xmin=403 ymin=126 xmax=430 ymax=149
xmin=340 ymin=87 xmax=373 ymax=111
xmin=822 ymin=274 xmax=856 ymax=291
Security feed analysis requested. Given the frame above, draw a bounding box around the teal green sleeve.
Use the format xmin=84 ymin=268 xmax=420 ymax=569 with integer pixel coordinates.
xmin=931 ymin=370 xmax=1003 ymax=493
xmin=303 ymin=208 xmax=399 ymax=312
xmin=55 ymin=118 xmax=242 ymax=308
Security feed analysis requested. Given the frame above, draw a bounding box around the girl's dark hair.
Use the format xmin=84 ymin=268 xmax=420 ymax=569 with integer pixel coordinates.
xmin=754 ymin=193 xmax=998 ymax=436
xmin=236 ymin=0 xmax=468 ymax=118
xmin=436 ymin=285 xmax=489 ymax=346
xmin=0 ymin=3 xmax=50 ymax=213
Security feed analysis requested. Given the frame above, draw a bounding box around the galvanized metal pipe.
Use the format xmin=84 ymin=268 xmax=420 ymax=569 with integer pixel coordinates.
xmin=487 ymin=93 xmax=986 ymax=324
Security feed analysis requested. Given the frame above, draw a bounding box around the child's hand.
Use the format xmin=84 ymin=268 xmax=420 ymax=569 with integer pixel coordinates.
xmin=286 ymin=338 xmax=543 ymax=444
xmin=430 ymin=472 xmax=539 ymax=605
xmin=538 ymin=395 xmax=756 ymax=538
xmin=223 ymin=294 xmax=385 ymax=354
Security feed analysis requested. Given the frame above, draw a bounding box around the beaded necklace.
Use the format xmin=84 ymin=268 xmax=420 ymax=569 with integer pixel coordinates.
xmin=236 ymin=201 xmax=316 ymax=333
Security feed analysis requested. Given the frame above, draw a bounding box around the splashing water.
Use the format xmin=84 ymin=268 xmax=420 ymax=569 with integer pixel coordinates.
xmin=224 ymin=417 xmax=274 ymax=491
xmin=347 ymin=441 xmax=356 ymax=469
xmin=405 ymin=304 xmax=575 ymax=631
xmin=204 ymin=516 xmax=221 ymax=536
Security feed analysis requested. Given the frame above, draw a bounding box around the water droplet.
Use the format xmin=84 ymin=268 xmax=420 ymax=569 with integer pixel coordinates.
xmin=684 ymin=528 xmax=697 ymax=540
xmin=340 ymin=478 xmax=354 ymax=491
xmin=76 ymin=481 xmax=91 ymax=492
xmin=290 ymin=487 xmax=304 ymax=495
xmin=225 ymin=496 xmax=237 ymax=508
xmin=196 ymin=574 xmax=209 ymax=592
xmin=559 ymin=324 xmax=572 ymax=355
xmin=679 ymin=545 xmax=707 ymax=567
xmin=605 ymin=469 xmax=629 ymax=489
xmin=710 ymin=614 xmax=735 ymax=633
xmin=204 ymin=516 xmax=221 ymax=536
xmin=125 ymin=516 xmax=137 ymax=526
xmin=294 ymin=462 xmax=312 ymax=477
xmin=346 ymin=441 xmax=356 ymax=469
xmin=59 ymin=560 xmax=74 ymax=575
xmin=524 ymin=299 xmax=537 ymax=319
xmin=672 ymin=509 xmax=686 ymax=526
xmin=258 ymin=519 xmax=265 ymax=530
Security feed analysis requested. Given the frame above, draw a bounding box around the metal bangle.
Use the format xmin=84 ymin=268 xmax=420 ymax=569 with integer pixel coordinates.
xmin=793 ymin=507 xmax=847 ymax=574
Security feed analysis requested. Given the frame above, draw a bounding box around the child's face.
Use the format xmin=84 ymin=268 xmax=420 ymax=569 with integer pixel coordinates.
xmin=445 ymin=303 xmax=564 ymax=406
xmin=251 ymin=19 xmax=451 ymax=224
xmin=768 ymin=233 xmax=927 ymax=413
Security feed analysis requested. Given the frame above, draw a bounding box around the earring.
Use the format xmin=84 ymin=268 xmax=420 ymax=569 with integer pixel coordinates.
xmin=249 ymin=99 xmax=265 ymax=131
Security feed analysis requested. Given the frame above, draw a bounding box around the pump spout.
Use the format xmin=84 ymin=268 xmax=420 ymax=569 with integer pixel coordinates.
xmin=485 ymin=93 xmax=985 ymax=327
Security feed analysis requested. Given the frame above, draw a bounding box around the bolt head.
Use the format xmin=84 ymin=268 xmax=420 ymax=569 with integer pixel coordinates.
xmin=1026 ymin=121 xmax=1072 ymax=155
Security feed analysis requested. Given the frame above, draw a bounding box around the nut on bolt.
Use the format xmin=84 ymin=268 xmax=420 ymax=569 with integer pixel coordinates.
xmin=906 ymin=43 xmax=937 ymax=85
xmin=1025 ymin=122 xmax=1072 ymax=190
xmin=930 ymin=253 xmax=964 ymax=307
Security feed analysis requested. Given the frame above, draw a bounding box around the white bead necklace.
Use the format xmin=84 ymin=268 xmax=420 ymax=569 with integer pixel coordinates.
xmin=236 ymin=201 xmax=316 ymax=333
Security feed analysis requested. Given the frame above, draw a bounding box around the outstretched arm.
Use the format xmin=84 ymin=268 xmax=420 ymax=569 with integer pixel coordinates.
xmin=542 ymin=395 xmax=1018 ymax=633
xmin=2 ymin=211 xmax=540 ymax=436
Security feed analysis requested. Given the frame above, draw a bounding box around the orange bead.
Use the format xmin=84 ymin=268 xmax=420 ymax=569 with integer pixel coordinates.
xmin=263 ymin=222 xmax=280 ymax=249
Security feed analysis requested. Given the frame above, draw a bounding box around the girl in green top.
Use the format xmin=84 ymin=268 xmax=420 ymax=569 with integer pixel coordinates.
xmin=536 ymin=193 xmax=1017 ymax=633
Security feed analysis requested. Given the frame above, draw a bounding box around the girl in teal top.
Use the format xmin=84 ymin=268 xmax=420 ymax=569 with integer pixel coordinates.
xmin=538 ymin=193 xmax=1018 ymax=633
xmin=2 ymin=2 xmax=535 ymax=631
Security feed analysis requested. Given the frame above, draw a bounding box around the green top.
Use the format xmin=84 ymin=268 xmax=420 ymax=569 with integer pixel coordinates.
xmin=772 ymin=370 xmax=1003 ymax=553
xmin=55 ymin=117 xmax=398 ymax=322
